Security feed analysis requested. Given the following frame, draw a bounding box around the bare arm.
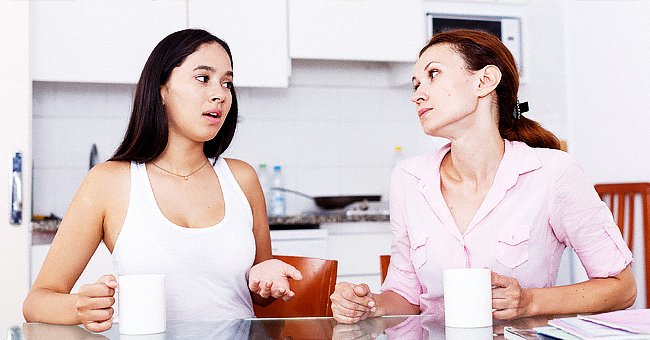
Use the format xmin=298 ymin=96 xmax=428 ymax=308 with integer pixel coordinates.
xmin=227 ymin=159 xmax=301 ymax=305
xmin=23 ymin=162 xmax=128 ymax=329
xmin=492 ymin=265 xmax=636 ymax=319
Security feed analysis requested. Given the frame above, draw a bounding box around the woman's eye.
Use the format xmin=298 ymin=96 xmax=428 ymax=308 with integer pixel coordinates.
xmin=196 ymin=75 xmax=209 ymax=83
xmin=428 ymin=69 xmax=439 ymax=79
xmin=412 ymin=83 xmax=420 ymax=92
xmin=221 ymin=81 xmax=233 ymax=89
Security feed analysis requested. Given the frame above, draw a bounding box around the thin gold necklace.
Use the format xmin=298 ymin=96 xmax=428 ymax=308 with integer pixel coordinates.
xmin=151 ymin=159 xmax=209 ymax=180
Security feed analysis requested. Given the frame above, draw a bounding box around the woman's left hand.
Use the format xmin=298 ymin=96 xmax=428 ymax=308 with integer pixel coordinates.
xmin=249 ymin=259 xmax=303 ymax=301
xmin=491 ymin=271 xmax=534 ymax=320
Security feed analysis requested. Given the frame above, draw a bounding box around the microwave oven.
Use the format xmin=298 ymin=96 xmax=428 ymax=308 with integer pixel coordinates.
xmin=426 ymin=14 xmax=523 ymax=77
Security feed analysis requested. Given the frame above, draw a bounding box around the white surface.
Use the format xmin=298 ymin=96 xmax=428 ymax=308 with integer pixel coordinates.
xmin=188 ymin=0 xmax=290 ymax=88
xmin=270 ymin=229 xmax=329 ymax=259
xmin=564 ymin=1 xmax=650 ymax=183
xmin=443 ymin=268 xmax=492 ymax=328
xmin=565 ymin=1 xmax=650 ymax=308
xmin=0 ymin=1 xmax=31 ymax=330
xmin=322 ymin=222 xmax=392 ymax=292
xmin=117 ymin=274 xmax=166 ymax=335
xmin=30 ymin=1 xmax=186 ymax=84
xmin=289 ymin=0 xmax=425 ymax=62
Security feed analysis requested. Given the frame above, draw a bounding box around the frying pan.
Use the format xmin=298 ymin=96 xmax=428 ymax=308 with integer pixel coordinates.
xmin=273 ymin=188 xmax=381 ymax=210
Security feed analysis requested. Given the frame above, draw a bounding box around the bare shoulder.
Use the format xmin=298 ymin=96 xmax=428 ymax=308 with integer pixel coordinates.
xmin=223 ymin=158 xmax=259 ymax=192
xmin=81 ymin=160 xmax=131 ymax=198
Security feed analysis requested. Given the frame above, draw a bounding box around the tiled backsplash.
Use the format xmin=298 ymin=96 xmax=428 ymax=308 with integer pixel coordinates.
xmin=32 ymin=62 xmax=563 ymax=217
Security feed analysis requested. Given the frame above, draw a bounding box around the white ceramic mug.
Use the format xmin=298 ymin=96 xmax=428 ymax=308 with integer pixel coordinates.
xmin=443 ymin=268 xmax=492 ymax=328
xmin=117 ymin=274 xmax=166 ymax=335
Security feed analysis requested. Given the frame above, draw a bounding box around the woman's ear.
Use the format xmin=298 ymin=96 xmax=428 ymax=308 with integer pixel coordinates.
xmin=160 ymin=85 xmax=167 ymax=106
xmin=476 ymin=65 xmax=501 ymax=98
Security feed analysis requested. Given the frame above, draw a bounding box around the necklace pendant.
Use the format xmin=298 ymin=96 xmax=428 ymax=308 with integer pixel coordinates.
xmin=184 ymin=176 xmax=189 ymax=180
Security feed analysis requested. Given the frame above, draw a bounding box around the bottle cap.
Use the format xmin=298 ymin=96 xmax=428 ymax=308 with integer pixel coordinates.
xmin=274 ymin=165 xmax=282 ymax=171
xmin=259 ymin=163 xmax=267 ymax=168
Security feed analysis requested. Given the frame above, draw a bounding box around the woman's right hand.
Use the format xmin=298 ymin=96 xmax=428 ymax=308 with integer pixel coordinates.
xmin=76 ymin=274 xmax=117 ymax=332
xmin=330 ymin=282 xmax=376 ymax=324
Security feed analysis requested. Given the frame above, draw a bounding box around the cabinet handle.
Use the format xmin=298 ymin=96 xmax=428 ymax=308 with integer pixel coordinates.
xmin=10 ymin=152 xmax=22 ymax=225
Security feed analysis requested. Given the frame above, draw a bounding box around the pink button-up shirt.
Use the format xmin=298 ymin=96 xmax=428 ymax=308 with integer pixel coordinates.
xmin=380 ymin=140 xmax=633 ymax=316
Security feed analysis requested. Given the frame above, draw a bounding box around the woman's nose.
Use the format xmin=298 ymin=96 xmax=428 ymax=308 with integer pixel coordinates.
xmin=411 ymin=88 xmax=426 ymax=103
xmin=210 ymin=87 xmax=227 ymax=103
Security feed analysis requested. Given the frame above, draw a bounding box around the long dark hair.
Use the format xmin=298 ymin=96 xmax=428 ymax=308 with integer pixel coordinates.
xmin=421 ymin=29 xmax=560 ymax=150
xmin=111 ymin=29 xmax=239 ymax=163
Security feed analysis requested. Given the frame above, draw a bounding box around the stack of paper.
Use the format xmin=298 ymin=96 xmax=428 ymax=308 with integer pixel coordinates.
xmin=537 ymin=309 xmax=650 ymax=339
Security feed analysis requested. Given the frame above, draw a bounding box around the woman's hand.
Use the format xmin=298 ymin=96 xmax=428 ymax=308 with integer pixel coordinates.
xmin=330 ymin=282 xmax=376 ymax=324
xmin=249 ymin=259 xmax=303 ymax=301
xmin=76 ymin=274 xmax=117 ymax=332
xmin=491 ymin=271 xmax=534 ymax=320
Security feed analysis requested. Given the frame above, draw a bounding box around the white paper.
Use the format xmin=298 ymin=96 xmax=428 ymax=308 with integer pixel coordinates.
xmin=118 ymin=274 xmax=166 ymax=335
xmin=443 ymin=268 xmax=492 ymax=328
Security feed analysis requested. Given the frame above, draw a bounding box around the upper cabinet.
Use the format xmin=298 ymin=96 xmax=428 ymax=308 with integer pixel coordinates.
xmin=188 ymin=0 xmax=290 ymax=88
xmin=288 ymin=0 xmax=426 ymax=62
xmin=30 ymin=1 xmax=186 ymax=84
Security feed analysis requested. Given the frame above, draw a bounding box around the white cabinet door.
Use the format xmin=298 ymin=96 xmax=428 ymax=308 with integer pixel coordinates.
xmin=289 ymin=0 xmax=425 ymax=62
xmin=188 ymin=0 xmax=290 ymax=88
xmin=31 ymin=1 xmax=187 ymax=84
xmin=0 ymin=2 xmax=31 ymax=330
xmin=270 ymin=229 xmax=328 ymax=259
xmin=322 ymin=222 xmax=392 ymax=292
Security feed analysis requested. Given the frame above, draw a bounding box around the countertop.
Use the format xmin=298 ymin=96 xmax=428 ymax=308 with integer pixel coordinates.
xmin=16 ymin=314 xmax=560 ymax=339
xmin=31 ymin=211 xmax=389 ymax=245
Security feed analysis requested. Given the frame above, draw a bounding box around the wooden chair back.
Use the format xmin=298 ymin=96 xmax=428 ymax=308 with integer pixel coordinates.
xmin=380 ymin=255 xmax=391 ymax=284
xmin=594 ymin=182 xmax=650 ymax=307
xmin=253 ymin=255 xmax=338 ymax=318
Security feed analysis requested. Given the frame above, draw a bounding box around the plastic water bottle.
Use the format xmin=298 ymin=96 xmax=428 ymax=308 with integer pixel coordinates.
xmin=256 ymin=164 xmax=272 ymax=215
xmin=270 ymin=165 xmax=287 ymax=217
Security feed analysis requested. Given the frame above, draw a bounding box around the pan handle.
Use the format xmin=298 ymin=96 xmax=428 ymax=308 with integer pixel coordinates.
xmin=271 ymin=187 xmax=314 ymax=200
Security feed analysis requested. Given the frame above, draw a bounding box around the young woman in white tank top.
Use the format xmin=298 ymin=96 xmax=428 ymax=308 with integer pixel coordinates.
xmin=23 ymin=29 xmax=303 ymax=332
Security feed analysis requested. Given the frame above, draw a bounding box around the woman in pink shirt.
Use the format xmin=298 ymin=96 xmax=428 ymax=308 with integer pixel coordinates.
xmin=330 ymin=29 xmax=636 ymax=324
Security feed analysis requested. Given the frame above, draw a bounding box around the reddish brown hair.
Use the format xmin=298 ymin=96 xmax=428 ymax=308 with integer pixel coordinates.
xmin=421 ymin=29 xmax=560 ymax=150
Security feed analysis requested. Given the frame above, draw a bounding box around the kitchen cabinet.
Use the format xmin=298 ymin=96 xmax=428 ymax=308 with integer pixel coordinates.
xmin=288 ymin=0 xmax=425 ymax=62
xmin=270 ymin=229 xmax=328 ymax=259
xmin=1 ymin=2 xmax=31 ymax=329
xmin=188 ymin=0 xmax=290 ymax=88
xmin=322 ymin=222 xmax=392 ymax=292
xmin=30 ymin=1 xmax=186 ymax=84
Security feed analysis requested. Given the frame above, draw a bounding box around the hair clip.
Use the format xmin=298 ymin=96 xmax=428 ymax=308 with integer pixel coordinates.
xmin=513 ymin=100 xmax=529 ymax=119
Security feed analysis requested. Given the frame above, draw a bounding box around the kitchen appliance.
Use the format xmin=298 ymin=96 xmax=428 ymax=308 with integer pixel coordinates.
xmin=273 ymin=188 xmax=381 ymax=210
xmin=426 ymin=13 xmax=523 ymax=77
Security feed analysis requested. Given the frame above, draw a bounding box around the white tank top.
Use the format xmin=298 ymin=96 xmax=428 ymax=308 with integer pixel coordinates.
xmin=112 ymin=157 xmax=256 ymax=320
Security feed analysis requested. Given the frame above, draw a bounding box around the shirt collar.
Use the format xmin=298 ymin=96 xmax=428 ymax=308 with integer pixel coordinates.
xmin=400 ymin=139 xmax=542 ymax=184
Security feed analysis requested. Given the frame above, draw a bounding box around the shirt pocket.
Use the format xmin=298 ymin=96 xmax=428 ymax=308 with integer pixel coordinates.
xmin=496 ymin=227 xmax=530 ymax=269
xmin=409 ymin=233 xmax=428 ymax=269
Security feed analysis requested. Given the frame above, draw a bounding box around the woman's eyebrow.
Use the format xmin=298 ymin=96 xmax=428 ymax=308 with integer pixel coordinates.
xmin=193 ymin=65 xmax=233 ymax=77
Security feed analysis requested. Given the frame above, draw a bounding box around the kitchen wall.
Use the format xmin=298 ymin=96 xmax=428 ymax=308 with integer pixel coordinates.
xmin=32 ymin=0 xmax=569 ymax=217
xmin=563 ymin=0 xmax=650 ymax=309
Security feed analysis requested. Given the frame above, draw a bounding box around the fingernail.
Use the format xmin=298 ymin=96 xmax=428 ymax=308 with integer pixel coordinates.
xmin=368 ymin=301 xmax=375 ymax=307
xmin=371 ymin=307 xmax=377 ymax=313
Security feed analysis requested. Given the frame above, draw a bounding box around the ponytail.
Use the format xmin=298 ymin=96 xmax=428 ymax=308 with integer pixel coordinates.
xmin=422 ymin=29 xmax=561 ymax=150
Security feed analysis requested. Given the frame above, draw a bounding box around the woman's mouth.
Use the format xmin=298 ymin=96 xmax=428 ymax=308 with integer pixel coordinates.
xmin=202 ymin=110 xmax=223 ymax=124
xmin=418 ymin=107 xmax=432 ymax=117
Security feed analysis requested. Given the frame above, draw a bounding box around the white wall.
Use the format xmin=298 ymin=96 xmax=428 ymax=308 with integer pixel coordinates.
xmin=33 ymin=1 xmax=569 ymax=217
xmin=564 ymin=0 xmax=650 ymax=309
